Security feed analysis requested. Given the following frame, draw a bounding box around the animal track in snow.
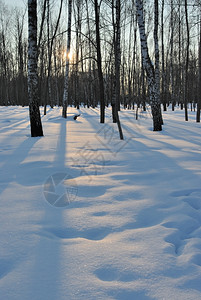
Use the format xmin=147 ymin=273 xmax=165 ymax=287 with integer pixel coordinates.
xmin=92 ymin=211 xmax=108 ymax=217
xmin=163 ymin=189 xmax=201 ymax=263
xmin=163 ymin=216 xmax=200 ymax=256
xmin=40 ymin=226 xmax=111 ymax=241
xmin=0 ymin=259 xmax=15 ymax=279
xmin=170 ymin=188 xmax=201 ymax=198
xmin=164 ymin=231 xmax=184 ymax=255
xmin=183 ymin=197 xmax=201 ymax=211
xmin=94 ymin=265 xmax=137 ymax=282
xmin=172 ymin=188 xmax=201 ymax=211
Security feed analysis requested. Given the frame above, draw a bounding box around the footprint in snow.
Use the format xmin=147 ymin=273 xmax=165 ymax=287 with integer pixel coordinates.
xmin=92 ymin=211 xmax=108 ymax=217
xmin=39 ymin=226 xmax=111 ymax=241
xmin=171 ymin=189 xmax=201 ymax=211
xmin=0 ymin=259 xmax=15 ymax=279
xmin=164 ymin=231 xmax=185 ymax=255
xmin=94 ymin=265 xmax=137 ymax=282
xmin=165 ymin=189 xmax=201 ymax=258
xmin=163 ymin=216 xmax=200 ymax=255
xmin=183 ymin=197 xmax=201 ymax=211
xmin=170 ymin=188 xmax=201 ymax=198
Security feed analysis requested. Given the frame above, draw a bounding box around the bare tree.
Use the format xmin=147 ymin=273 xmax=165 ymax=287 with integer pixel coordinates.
xmin=112 ymin=0 xmax=123 ymax=139
xmin=15 ymin=8 xmax=27 ymax=106
xmin=28 ymin=0 xmax=43 ymax=137
xmin=161 ymin=0 xmax=166 ymax=111
xmin=0 ymin=2 xmax=11 ymax=105
xmin=63 ymin=0 xmax=73 ymax=118
xmin=136 ymin=0 xmax=162 ymax=131
xmin=45 ymin=0 xmax=64 ymax=112
xmin=184 ymin=0 xmax=189 ymax=121
xmin=94 ymin=0 xmax=105 ymax=123
xmin=154 ymin=0 xmax=163 ymax=125
xmin=197 ymin=5 xmax=201 ymax=122
xmin=170 ymin=0 xmax=175 ymax=111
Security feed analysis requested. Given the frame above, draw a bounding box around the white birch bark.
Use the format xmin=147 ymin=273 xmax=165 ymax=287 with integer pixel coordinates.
xmin=170 ymin=0 xmax=175 ymax=111
xmin=94 ymin=0 xmax=105 ymax=123
xmin=114 ymin=0 xmax=123 ymax=139
xmin=136 ymin=0 xmax=162 ymax=131
xmin=161 ymin=0 xmax=166 ymax=111
xmin=28 ymin=0 xmax=43 ymax=137
xmin=196 ymin=8 xmax=201 ymax=122
xmin=154 ymin=0 xmax=159 ymax=101
xmin=184 ymin=0 xmax=189 ymax=121
xmin=154 ymin=0 xmax=163 ymax=125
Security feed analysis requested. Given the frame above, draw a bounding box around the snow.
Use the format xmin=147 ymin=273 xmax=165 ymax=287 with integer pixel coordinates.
xmin=0 ymin=105 xmax=201 ymax=300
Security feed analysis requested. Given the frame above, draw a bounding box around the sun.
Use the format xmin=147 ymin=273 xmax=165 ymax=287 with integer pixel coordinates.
xmin=63 ymin=50 xmax=74 ymax=61
xmin=68 ymin=50 xmax=74 ymax=61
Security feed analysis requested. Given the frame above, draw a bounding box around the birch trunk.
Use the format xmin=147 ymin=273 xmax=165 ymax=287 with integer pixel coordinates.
xmin=154 ymin=0 xmax=159 ymax=98
xmin=196 ymin=8 xmax=201 ymax=122
xmin=161 ymin=0 xmax=166 ymax=111
xmin=62 ymin=0 xmax=72 ymax=118
xmin=154 ymin=0 xmax=163 ymax=125
xmin=47 ymin=0 xmax=63 ymax=109
xmin=113 ymin=0 xmax=123 ymax=139
xmin=94 ymin=0 xmax=105 ymax=123
xmin=184 ymin=0 xmax=189 ymax=121
xmin=28 ymin=0 xmax=43 ymax=137
xmin=85 ymin=0 xmax=94 ymax=107
xmin=170 ymin=0 xmax=175 ymax=111
xmin=136 ymin=0 xmax=162 ymax=131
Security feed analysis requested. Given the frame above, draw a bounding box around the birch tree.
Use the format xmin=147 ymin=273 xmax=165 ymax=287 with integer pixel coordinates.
xmin=154 ymin=0 xmax=163 ymax=125
xmin=170 ymin=0 xmax=175 ymax=111
xmin=94 ymin=0 xmax=105 ymax=123
xmin=15 ymin=9 xmax=26 ymax=106
xmin=112 ymin=0 xmax=123 ymax=139
xmin=197 ymin=5 xmax=201 ymax=122
xmin=28 ymin=0 xmax=43 ymax=137
xmin=136 ymin=0 xmax=162 ymax=131
xmin=161 ymin=0 xmax=166 ymax=110
xmin=73 ymin=0 xmax=83 ymax=109
xmin=184 ymin=0 xmax=189 ymax=121
xmin=45 ymin=0 xmax=64 ymax=112
xmin=62 ymin=0 xmax=72 ymax=118
xmin=154 ymin=0 xmax=159 ymax=95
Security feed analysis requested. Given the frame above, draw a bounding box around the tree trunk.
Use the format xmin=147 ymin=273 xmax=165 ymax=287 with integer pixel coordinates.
xmin=62 ymin=0 xmax=72 ymax=118
xmin=47 ymin=0 xmax=63 ymax=109
xmin=161 ymin=0 xmax=166 ymax=111
xmin=197 ymin=8 xmax=201 ymax=122
xmin=28 ymin=0 xmax=43 ymax=137
xmin=154 ymin=0 xmax=163 ymax=125
xmin=184 ymin=0 xmax=189 ymax=121
xmin=44 ymin=0 xmax=50 ymax=115
xmin=136 ymin=0 xmax=162 ymax=131
xmin=170 ymin=0 xmax=175 ymax=111
xmin=94 ymin=0 xmax=105 ymax=123
xmin=113 ymin=0 xmax=123 ymax=139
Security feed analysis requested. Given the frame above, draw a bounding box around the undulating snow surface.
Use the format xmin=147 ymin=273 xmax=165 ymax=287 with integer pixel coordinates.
xmin=0 ymin=105 xmax=201 ymax=300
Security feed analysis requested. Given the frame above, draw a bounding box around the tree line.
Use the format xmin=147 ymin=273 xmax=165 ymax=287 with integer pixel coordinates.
xmin=0 ymin=0 xmax=201 ymax=135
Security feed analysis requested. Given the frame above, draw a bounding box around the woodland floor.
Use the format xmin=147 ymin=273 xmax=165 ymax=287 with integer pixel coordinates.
xmin=0 ymin=105 xmax=201 ymax=300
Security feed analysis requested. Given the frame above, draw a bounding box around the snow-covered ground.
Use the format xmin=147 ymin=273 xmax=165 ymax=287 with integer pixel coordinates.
xmin=0 ymin=105 xmax=201 ymax=300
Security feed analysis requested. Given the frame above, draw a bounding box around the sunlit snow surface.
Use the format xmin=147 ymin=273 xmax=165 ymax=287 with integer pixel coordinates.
xmin=1 ymin=105 xmax=201 ymax=300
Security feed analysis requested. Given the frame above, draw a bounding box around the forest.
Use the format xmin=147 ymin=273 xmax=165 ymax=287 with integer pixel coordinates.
xmin=2 ymin=2 xmax=201 ymax=298
xmin=0 ymin=0 xmax=201 ymax=123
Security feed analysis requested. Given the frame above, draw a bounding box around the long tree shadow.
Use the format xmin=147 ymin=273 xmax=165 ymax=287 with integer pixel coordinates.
xmin=29 ymin=117 xmax=69 ymax=299
xmin=0 ymin=135 xmax=43 ymax=195
xmin=0 ymin=111 xmax=72 ymax=299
